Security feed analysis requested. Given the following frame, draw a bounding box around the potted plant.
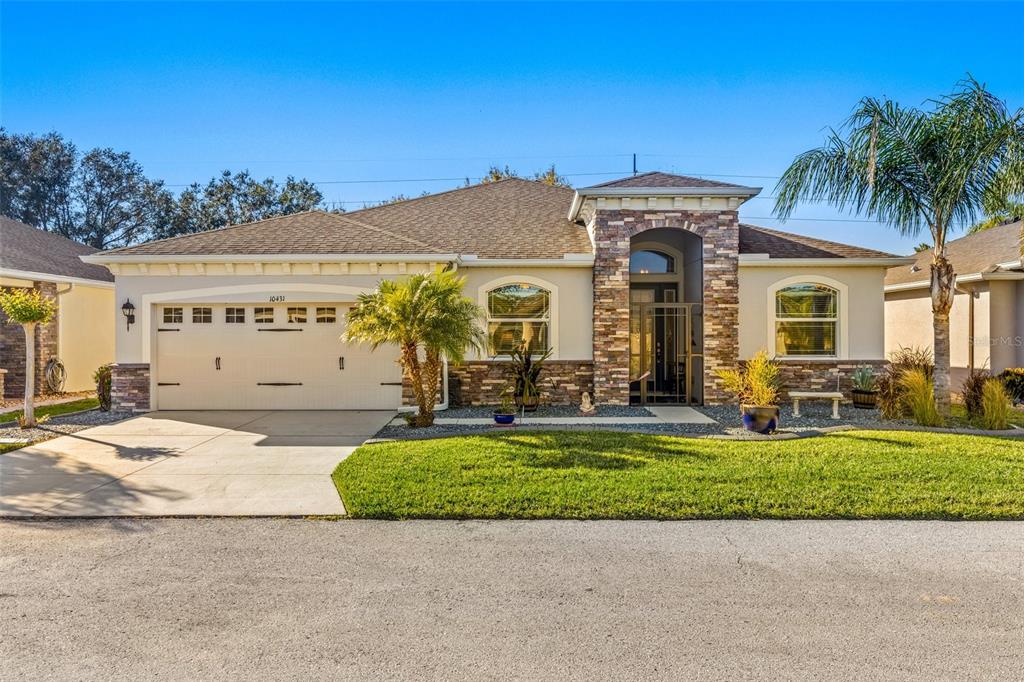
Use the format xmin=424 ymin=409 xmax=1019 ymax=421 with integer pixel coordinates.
xmin=506 ymin=341 xmax=552 ymax=412
xmin=850 ymin=366 xmax=878 ymax=409
xmin=493 ymin=394 xmax=517 ymax=425
xmin=717 ymin=350 xmax=782 ymax=434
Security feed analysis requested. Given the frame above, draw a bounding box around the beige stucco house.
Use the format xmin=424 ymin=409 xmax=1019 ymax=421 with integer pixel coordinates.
xmin=81 ymin=172 xmax=910 ymax=412
xmin=885 ymin=220 xmax=1024 ymax=389
xmin=1 ymin=217 xmax=115 ymax=397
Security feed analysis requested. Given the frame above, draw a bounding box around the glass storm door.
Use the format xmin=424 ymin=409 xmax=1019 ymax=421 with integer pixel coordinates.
xmin=629 ymin=301 xmax=703 ymax=405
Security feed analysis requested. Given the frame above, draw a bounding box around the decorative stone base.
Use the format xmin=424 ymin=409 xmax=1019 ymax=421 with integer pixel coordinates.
xmin=0 ymin=368 xmax=5 ymax=399
xmin=772 ymin=359 xmax=888 ymax=400
xmin=443 ymin=361 xmax=596 ymax=406
xmin=111 ymin=363 xmax=151 ymax=412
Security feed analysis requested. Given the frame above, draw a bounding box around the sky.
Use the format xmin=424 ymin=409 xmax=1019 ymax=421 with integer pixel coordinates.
xmin=2 ymin=1 xmax=1022 ymax=254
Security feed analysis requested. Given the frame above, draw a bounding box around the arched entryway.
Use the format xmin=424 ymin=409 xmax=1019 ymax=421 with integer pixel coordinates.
xmin=628 ymin=228 xmax=704 ymax=405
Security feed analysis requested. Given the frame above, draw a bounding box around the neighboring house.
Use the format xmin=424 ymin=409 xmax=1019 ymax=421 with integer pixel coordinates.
xmin=81 ymin=172 xmax=911 ymax=412
xmin=0 ymin=216 xmax=115 ymax=397
xmin=885 ymin=220 xmax=1024 ymax=389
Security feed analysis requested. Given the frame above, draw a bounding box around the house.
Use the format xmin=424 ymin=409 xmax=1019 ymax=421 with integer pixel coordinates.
xmin=80 ymin=172 xmax=911 ymax=412
xmin=1 ymin=216 xmax=115 ymax=397
xmin=885 ymin=220 xmax=1023 ymax=388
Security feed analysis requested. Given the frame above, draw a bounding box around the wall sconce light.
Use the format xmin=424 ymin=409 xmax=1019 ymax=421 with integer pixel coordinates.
xmin=121 ymin=299 xmax=136 ymax=331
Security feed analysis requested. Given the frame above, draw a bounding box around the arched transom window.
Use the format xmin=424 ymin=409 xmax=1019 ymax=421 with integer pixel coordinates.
xmin=486 ymin=283 xmax=550 ymax=355
xmin=774 ymin=283 xmax=838 ymax=357
xmin=629 ymin=249 xmax=675 ymax=274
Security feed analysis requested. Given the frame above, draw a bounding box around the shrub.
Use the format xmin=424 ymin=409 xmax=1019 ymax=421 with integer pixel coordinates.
xmin=93 ymin=364 xmax=113 ymax=412
xmin=960 ymin=370 xmax=990 ymax=419
xmin=899 ymin=368 xmax=943 ymax=427
xmin=980 ymin=378 xmax=1011 ymax=430
xmin=998 ymin=368 xmax=1024 ymax=405
xmin=877 ymin=346 xmax=935 ymax=419
xmin=718 ymin=350 xmax=782 ymax=406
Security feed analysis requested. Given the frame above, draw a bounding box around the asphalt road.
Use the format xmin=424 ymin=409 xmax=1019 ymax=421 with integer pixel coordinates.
xmin=1 ymin=519 xmax=1022 ymax=680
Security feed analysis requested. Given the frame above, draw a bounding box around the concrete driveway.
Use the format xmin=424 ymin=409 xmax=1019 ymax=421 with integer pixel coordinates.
xmin=0 ymin=410 xmax=394 ymax=517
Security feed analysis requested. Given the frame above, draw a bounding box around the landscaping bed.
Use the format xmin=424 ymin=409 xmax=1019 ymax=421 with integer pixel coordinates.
xmin=0 ymin=408 xmax=130 ymax=453
xmin=334 ymin=429 xmax=1024 ymax=520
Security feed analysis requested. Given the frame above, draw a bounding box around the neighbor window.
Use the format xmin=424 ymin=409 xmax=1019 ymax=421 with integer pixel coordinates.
xmin=192 ymin=307 xmax=212 ymax=324
xmin=486 ymin=283 xmax=550 ymax=355
xmin=630 ymin=250 xmax=675 ymax=274
xmin=163 ymin=307 xmax=183 ymax=324
xmin=225 ymin=307 xmax=245 ymax=323
xmin=254 ymin=307 xmax=274 ymax=323
xmin=774 ymin=284 xmax=838 ymax=356
xmin=287 ymin=306 xmax=307 ymax=324
xmin=316 ymin=307 xmax=337 ymax=323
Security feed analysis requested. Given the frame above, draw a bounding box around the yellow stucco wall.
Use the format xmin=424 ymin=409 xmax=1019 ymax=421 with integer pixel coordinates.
xmin=59 ymin=284 xmax=115 ymax=391
xmin=738 ymin=266 xmax=887 ymax=360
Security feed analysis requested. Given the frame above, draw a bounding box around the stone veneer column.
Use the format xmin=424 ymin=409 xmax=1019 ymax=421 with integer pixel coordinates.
xmin=111 ymin=363 xmax=151 ymax=412
xmin=591 ymin=209 xmax=740 ymax=405
xmin=33 ymin=282 xmax=60 ymax=394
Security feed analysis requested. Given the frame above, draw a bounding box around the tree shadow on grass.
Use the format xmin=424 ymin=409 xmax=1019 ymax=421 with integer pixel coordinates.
xmin=485 ymin=430 xmax=715 ymax=470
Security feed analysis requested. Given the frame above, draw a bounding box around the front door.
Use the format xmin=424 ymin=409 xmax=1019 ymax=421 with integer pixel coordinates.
xmin=629 ymin=290 xmax=702 ymax=405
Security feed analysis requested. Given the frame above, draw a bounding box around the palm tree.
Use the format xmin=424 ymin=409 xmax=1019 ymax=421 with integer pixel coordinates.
xmin=346 ymin=269 xmax=485 ymax=427
xmin=0 ymin=287 xmax=57 ymax=428
xmin=774 ymin=78 xmax=1024 ymax=413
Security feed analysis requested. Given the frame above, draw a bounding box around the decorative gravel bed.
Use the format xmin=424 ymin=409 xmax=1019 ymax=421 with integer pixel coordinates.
xmin=0 ymin=409 xmax=131 ymax=446
xmin=373 ymin=401 xmax=908 ymax=441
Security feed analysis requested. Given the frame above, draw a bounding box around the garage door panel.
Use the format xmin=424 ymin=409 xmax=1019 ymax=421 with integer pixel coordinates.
xmin=155 ymin=303 xmax=402 ymax=410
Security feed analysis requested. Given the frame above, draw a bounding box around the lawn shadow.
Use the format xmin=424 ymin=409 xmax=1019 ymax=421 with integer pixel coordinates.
xmin=487 ymin=430 xmax=714 ymax=470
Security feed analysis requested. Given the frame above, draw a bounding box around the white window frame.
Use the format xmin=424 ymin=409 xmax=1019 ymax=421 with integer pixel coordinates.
xmin=766 ymin=275 xmax=849 ymax=360
xmin=479 ymin=275 xmax=559 ymax=360
xmin=254 ymin=306 xmax=274 ymax=324
xmin=162 ymin=307 xmax=183 ymax=324
xmin=225 ymin=307 xmax=246 ymax=324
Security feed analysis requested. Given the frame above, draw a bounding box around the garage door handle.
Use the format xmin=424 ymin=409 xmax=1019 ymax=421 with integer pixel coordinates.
xmin=339 ymin=357 xmax=344 ymax=370
xmin=215 ymin=356 xmax=221 ymax=370
xmin=158 ymin=382 xmax=180 ymax=386
xmin=257 ymin=382 xmax=303 ymax=386
xmin=380 ymin=382 xmax=402 ymax=386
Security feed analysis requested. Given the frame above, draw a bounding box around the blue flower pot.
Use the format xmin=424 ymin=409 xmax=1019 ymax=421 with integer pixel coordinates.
xmin=493 ymin=413 xmax=516 ymax=425
xmin=741 ymin=406 xmax=780 ymax=434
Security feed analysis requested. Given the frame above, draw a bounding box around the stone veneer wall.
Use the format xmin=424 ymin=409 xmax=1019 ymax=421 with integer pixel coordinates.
xmin=111 ymin=363 xmax=151 ymax=412
xmin=591 ymin=209 xmax=740 ymax=405
xmin=772 ymin=359 xmax=888 ymax=399
xmin=0 ymin=281 xmax=60 ymax=399
xmin=402 ymin=361 xmax=595 ymax=407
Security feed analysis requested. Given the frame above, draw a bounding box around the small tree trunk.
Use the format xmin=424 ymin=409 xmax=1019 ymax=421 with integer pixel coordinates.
xmin=401 ymin=342 xmax=433 ymax=427
xmin=930 ymin=254 xmax=956 ymax=416
xmin=22 ymin=322 xmax=37 ymax=428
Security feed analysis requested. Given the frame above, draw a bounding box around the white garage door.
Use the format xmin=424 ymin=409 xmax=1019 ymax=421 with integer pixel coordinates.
xmin=154 ymin=303 xmax=402 ymax=410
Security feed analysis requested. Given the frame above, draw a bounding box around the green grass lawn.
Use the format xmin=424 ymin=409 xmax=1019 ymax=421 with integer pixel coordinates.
xmin=333 ymin=430 xmax=1024 ymax=520
xmin=0 ymin=397 xmax=100 ymax=424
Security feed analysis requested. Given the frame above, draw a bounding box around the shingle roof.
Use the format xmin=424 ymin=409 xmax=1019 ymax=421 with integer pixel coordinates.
xmin=103 ymin=179 xmax=593 ymax=259
xmin=588 ymin=171 xmax=750 ymax=190
xmin=739 ymin=224 xmax=899 ymax=259
xmin=0 ymin=216 xmax=113 ymax=282
xmin=885 ymin=220 xmax=1023 ymax=286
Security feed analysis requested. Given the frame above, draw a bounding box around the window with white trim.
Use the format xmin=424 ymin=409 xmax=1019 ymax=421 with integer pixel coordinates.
xmin=192 ymin=307 xmax=212 ymax=324
xmin=163 ymin=307 xmax=183 ymax=324
xmin=774 ymin=284 xmax=838 ymax=356
xmin=486 ymin=283 xmax=550 ymax=355
xmin=287 ymin=306 xmax=307 ymax=324
xmin=225 ymin=307 xmax=245 ymax=323
xmin=254 ymin=307 xmax=274 ymax=323
xmin=316 ymin=307 xmax=337 ymax=323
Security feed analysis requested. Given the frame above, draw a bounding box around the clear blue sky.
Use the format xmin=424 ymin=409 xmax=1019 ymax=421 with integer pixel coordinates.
xmin=3 ymin=1 xmax=1021 ymax=254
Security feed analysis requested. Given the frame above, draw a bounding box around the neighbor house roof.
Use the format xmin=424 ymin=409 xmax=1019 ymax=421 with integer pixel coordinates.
xmin=885 ymin=220 xmax=1023 ymax=288
xmin=0 ymin=216 xmax=114 ymax=283
xmin=739 ymin=224 xmax=900 ymax=260
xmin=589 ymin=171 xmax=752 ymax=190
xmin=99 ymin=179 xmax=593 ymax=260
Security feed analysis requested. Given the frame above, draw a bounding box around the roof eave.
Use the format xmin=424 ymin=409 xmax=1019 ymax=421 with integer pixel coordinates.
xmin=884 ymin=269 xmax=1024 ymax=292
xmin=739 ymin=255 xmax=914 ymax=267
xmin=576 ymin=186 xmax=762 ymax=198
xmin=0 ymin=266 xmax=114 ymax=288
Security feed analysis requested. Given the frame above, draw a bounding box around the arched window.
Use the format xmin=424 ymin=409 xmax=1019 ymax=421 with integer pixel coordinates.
xmin=629 ymin=250 xmax=675 ymax=274
xmin=486 ymin=283 xmax=551 ymax=355
xmin=774 ymin=283 xmax=838 ymax=356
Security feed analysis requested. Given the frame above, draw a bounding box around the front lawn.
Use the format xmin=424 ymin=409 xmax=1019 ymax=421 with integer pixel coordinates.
xmin=0 ymin=397 xmax=100 ymax=424
xmin=333 ymin=430 xmax=1024 ymax=520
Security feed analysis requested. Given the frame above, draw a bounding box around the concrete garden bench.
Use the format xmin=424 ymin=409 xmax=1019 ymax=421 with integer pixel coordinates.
xmin=790 ymin=391 xmax=844 ymax=419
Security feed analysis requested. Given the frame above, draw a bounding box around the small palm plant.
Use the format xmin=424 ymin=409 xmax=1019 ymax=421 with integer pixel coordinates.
xmin=0 ymin=288 xmax=57 ymax=428
xmin=346 ymin=270 xmax=485 ymax=427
